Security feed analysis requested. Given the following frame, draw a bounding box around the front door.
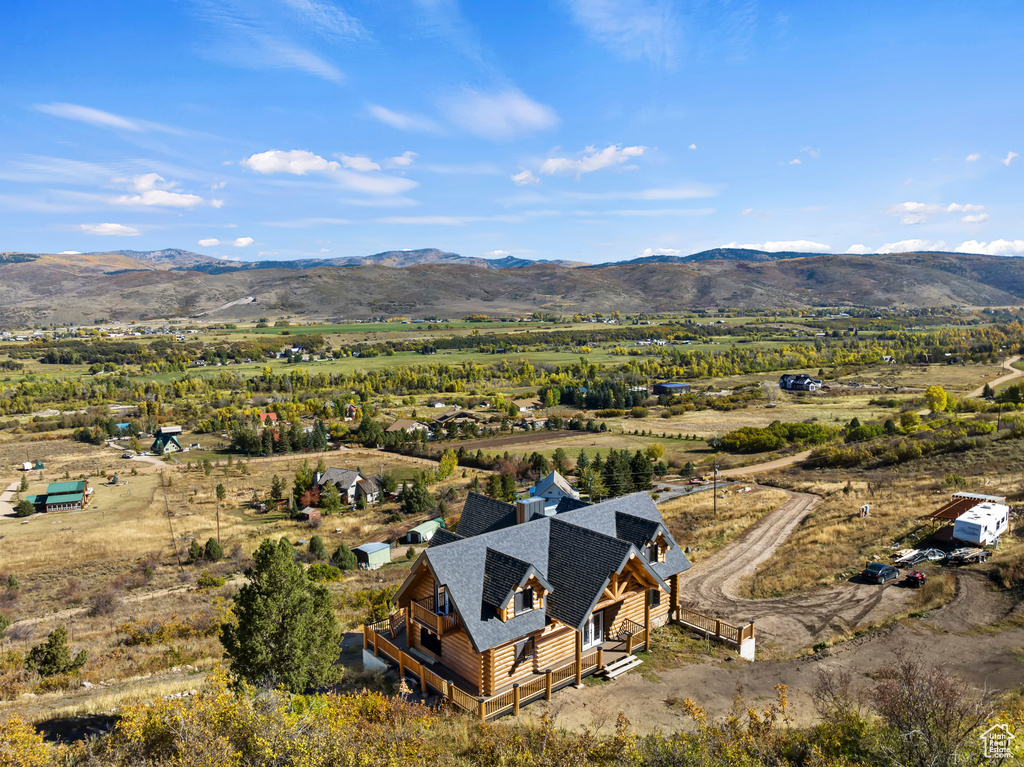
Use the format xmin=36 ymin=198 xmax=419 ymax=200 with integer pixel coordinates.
xmin=582 ymin=610 xmax=603 ymax=650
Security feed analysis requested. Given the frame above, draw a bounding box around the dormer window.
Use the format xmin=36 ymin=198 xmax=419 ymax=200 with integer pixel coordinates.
xmin=513 ymin=588 xmax=534 ymax=615
xmin=644 ymin=542 xmax=659 ymax=563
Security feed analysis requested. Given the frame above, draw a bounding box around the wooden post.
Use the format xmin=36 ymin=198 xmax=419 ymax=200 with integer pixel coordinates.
xmin=397 ymin=650 xmax=405 ymax=679
xmin=596 ymin=647 xmax=604 ymax=671
xmin=670 ymin=574 xmax=680 ymax=621
xmin=545 ymin=669 xmax=552 ymax=700
xmin=362 ymin=624 xmax=368 ymax=650
xmin=513 ymin=684 xmax=521 ymax=716
xmin=626 ymin=634 xmax=633 ymax=656
xmin=644 ymin=591 xmax=652 ymax=652
xmin=420 ymin=669 xmax=427 ymax=695
xmin=373 ymin=631 xmax=379 ymax=657
xmin=478 ymin=698 xmax=486 ymax=722
xmin=575 ymin=631 xmax=583 ymax=687
xmin=714 ymin=619 xmax=721 ymax=639
xmin=446 ymin=681 xmax=455 ymax=707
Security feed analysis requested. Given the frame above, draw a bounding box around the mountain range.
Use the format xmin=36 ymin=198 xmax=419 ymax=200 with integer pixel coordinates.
xmin=0 ymin=246 xmax=1021 ymax=327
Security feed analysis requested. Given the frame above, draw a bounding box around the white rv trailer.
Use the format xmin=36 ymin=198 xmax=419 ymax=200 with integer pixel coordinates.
xmin=951 ymin=501 xmax=1010 ymax=546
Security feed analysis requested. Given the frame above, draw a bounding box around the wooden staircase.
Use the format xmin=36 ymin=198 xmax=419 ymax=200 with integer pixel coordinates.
xmin=599 ymin=653 xmax=643 ymax=679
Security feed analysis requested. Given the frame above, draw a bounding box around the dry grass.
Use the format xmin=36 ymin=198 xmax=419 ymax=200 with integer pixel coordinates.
xmin=658 ymin=487 xmax=789 ymax=562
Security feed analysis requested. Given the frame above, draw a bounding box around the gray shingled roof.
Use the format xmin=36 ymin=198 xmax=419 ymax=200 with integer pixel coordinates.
xmin=316 ymin=468 xmax=362 ymax=488
xmin=454 ymin=492 xmax=517 ymax=538
xmin=614 ymin=511 xmax=665 ymax=551
xmin=430 ymin=529 xmax=465 ymax=547
xmin=409 ymin=492 xmax=689 ymax=653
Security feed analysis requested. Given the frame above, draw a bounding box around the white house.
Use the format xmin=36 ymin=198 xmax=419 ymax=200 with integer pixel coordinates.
xmin=528 ymin=470 xmax=580 ymax=511
xmin=315 ymin=468 xmax=365 ymax=504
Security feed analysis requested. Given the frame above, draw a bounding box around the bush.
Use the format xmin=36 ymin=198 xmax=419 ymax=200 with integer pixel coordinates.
xmin=307 ymin=563 xmax=342 ymax=582
xmin=405 ymin=547 xmax=416 ymax=560
xmin=197 ymin=572 xmax=226 ymax=590
xmin=187 ymin=539 xmax=203 ymax=564
xmin=332 ymin=544 xmax=358 ymax=571
xmin=13 ymin=500 xmax=35 ymax=518
xmin=594 ymin=408 xmax=625 ymax=418
xmin=0 ymin=613 xmax=10 ymax=639
xmin=204 ymin=538 xmax=224 ymax=562
xmin=629 ymin=406 xmax=649 ymax=419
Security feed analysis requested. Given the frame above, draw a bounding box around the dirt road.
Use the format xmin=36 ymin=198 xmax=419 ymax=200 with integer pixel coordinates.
xmin=682 ymin=489 xmax=913 ymax=653
xmin=966 ymin=354 xmax=1022 ymax=398
xmin=718 ymin=450 xmax=813 ymax=479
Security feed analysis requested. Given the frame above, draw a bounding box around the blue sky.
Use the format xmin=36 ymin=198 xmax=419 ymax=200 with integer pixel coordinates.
xmin=1 ymin=0 xmax=1022 ymax=263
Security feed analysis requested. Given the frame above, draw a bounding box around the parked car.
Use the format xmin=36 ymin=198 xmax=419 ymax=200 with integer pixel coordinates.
xmin=121 ymin=452 xmax=134 ymax=459
xmin=862 ymin=562 xmax=899 ymax=584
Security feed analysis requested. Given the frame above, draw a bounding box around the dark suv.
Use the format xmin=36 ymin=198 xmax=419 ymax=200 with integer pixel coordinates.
xmin=862 ymin=562 xmax=899 ymax=584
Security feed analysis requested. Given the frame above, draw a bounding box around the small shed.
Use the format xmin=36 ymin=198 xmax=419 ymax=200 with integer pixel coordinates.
xmin=404 ymin=518 xmax=442 ymax=544
xmin=297 ymin=506 xmax=321 ymax=523
xmin=353 ymin=542 xmax=391 ymax=569
xmin=20 ymin=462 xmax=32 ymax=472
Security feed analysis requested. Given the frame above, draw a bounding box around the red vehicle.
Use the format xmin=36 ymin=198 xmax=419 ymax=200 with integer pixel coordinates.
xmin=903 ymin=570 xmax=927 ymax=588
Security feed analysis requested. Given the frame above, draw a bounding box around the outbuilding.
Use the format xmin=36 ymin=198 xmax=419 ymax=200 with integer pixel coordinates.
xmin=353 ymin=542 xmax=391 ymax=569
xmin=403 ymin=518 xmax=443 ymax=544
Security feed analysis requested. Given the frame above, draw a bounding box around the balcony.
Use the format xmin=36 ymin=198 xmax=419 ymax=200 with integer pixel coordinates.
xmin=411 ymin=595 xmax=460 ymax=636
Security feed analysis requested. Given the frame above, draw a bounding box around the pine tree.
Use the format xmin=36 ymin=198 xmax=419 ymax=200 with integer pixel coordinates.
xmin=220 ymin=539 xmax=340 ymax=692
xmin=485 ymin=474 xmax=502 ymax=499
xmin=631 ymin=449 xmax=653 ymax=491
xmin=319 ymin=484 xmax=342 ymax=515
xmin=25 ymin=626 xmax=87 ymax=677
xmin=309 ymin=535 xmax=327 ymax=560
xmin=204 ymin=537 xmax=224 ymax=561
xmin=576 ymin=449 xmax=590 ymax=473
xmin=500 ymin=474 xmax=517 ymax=502
xmin=270 ymin=475 xmax=285 ymax=503
xmin=402 ymin=474 xmax=434 ymax=516
xmin=187 ymin=539 xmax=203 ymax=564
xmin=293 ymin=460 xmax=315 ymax=506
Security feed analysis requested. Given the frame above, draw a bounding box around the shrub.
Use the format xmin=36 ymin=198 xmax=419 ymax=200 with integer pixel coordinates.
xmin=405 ymin=547 xmax=416 ymax=560
xmin=204 ymin=538 xmax=224 ymax=562
xmin=187 ymin=539 xmax=203 ymax=564
xmin=630 ymin=406 xmax=649 ymax=419
xmin=89 ymin=588 xmax=121 ymax=617
xmin=13 ymin=500 xmax=35 ymax=517
xmin=594 ymin=408 xmax=625 ymax=418
xmin=197 ymin=572 xmax=226 ymax=590
xmin=307 ymin=563 xmax=342 ymax=582
xmin=5 ymin=574 xmax=19 ymax=591
xmin=25 ymin=626 xmax=86 ymax=677
xmin=0 ymin=613 xmax=10 ymax=639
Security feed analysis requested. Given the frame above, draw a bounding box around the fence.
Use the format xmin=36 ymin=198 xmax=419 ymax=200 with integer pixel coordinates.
xmin=676 ymin=607 xmax=754 ymax=646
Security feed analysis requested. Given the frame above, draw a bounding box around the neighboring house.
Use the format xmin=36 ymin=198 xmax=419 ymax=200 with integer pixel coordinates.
xmin=357 ymin=475 xmax=383 ymax=505
xmin=24 ymin=479 xmax=92 ymax=513
xmin=354 ymin=542 xmax=392 ymax=569
xmin=430 ymin=401 xmax=447 ymax=408
xmin=513 ymin=398 xmax=541 ymax=412
xmin=434 ymin=410 xmax=485 ymax=428
xmin=404 ymin=518 xmax=445 ymax=544
xmin=528 ymin=471 xmax=580 ymax=511
xmin=316 ymin=468 xmax=365 ymax=504
xmin=258 ymin=412 xmax=278 ymax=427
xmin=151 ymin=426 xmax=183 ymax=454
xmin=366 ymin=492 xmax=693 ymax=711
xmin=779 ymin=374 xmax=822 ymax=392
xmin=652 ymin=382 xmax=690 ymax=396
xmin=385 ymin=419 xmax=430 ymax=435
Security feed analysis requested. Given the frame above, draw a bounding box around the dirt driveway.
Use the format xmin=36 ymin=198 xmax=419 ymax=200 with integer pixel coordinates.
xmin=682 ymin=489 xmax=914 ymax=653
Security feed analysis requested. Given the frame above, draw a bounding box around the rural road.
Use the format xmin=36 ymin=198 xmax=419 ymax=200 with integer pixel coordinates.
xmin=966 ymin=354 xmax=1022 ymax=398
xmin=0 ymin=480 xmax=17 ymax=516
xmin=681 ymin=488 xmax=913 ymax=653
xmin=719 ymin=450 xmax=813 ymax=479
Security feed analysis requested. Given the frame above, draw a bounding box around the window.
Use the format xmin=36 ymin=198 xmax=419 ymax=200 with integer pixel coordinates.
xmin=645 ymin=542 xmax=659 ymax=563
xmin=649 ymin=588 xmax=661 ymax=608
xmin=513 ymin=588 xmax=534 ymax=615
xmin=513 ymin=637 xmax=534 ymax=667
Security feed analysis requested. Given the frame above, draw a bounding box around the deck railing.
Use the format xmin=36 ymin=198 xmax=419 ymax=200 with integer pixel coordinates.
xmin=410 ymin=597 xmax=460 ymax=636
xmin=676 ymin=606 xmax=754 ymax=646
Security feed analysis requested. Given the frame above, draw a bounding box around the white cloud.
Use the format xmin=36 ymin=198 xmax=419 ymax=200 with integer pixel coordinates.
xmin=601 ymin=208 xmax=715 ymax=217
xmin=688 ymin=143 xmax=696 ymax=150
xmin=568 ymin=185 xmax=717 ymax=200
xmin=565 ymin=0 xmax=679 ymax=67
xmin=846 ymin=244 xmax=872 ymax=255
xmin=79 ymin=223 xmax=140 ymax=236
xmin=375 ymin=214 xmax=521 ymax=226
xmin=875 ymin=239 xmax=947 ymax=254
xmin=961 ymin=213 xmax=989 ymax=224
xmin=955 ymin=239 xmax=1024 ymax=256
xmin=241 ymin=149 xmax=418 ymax=195
xmin=111 ymin=173 xmax=206 ymax=209
xmin=198 ymin=238 xmax=221 ymax=247
xmin=234 ymin=237 xmax=255 ymax=247
xmin=279 ymin=0 xmax=366 ymax=39
xmin=741 ymin=208 xmax=770 ymax=217
xmin=540 ymin=144 xmax=645 ymax=177
xmin=636 ymin=247 xmax=684 ymax=258
xmin=367 ymin=104 xmax=442 ymax=133
xmin=486 ymin=250 xmax=511 ymax=257
xmin=801 ymin=146 xmax=821 ymax=159
xmin=788 ymin=158 xmax=802 ymax=165
xmin=59 ymin=250 xmax=82 ymax=255
xmin=722 ymin=240 xmax=832 ymax=253
xmin=511 ymin=168 xmax=540 ymax=186
xmin=966 ymin=153 xmax=980 ymax=162
xmin=385 ymin=151 xmax=417 ymax=168
xmin=1003 ymin=151 xmax=1018 ymax=166
xmin=442 ymin=87 xmax=557 ymax=140
xmin=34 ymin=103 xmax=180 ymax=134
xmin=887 ymin=201 xmax=985 ymax=225
xmin=338 ymin=154 xmax=380 ymax=172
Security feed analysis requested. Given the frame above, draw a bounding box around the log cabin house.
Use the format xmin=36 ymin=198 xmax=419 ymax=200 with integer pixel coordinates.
xmin=364 ymin=491 xmax=705 ymax=719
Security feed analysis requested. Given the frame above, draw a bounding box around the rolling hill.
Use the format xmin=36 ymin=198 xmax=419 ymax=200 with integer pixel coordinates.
xmin=1 ymin=247 xmax=1022 ymax=326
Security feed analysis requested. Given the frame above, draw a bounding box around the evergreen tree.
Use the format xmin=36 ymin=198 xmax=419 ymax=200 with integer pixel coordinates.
xmin=309 ymin=535 xmax=327 ymax=560
xmin=529 ymin=452 xmax=550 ymax=477
xmin=216 ymin=484 xmax=226 ymax=502
xmin=204 ymin=537 xmax=224 ymax=562
xmin=500 ymin=474 xmax=517 ymax=502
xmin=270 ymin=475 xmax=285 ymax=503
xmin=319 ymin=484 xmax=342 ymax=515
xmin=331 ymin=543 xmax=357 ymax=571
xmin=289 ymin=421 xmax=303 ymax=452
xmin=13 ymin=500 xmax=35 ymax=518
xmin=402 ymin=474 xmax=435 ymax=516
xmin=261 ymin=427 xmax=274 ymax=456
xmin=293 ymin=460 xmax=315 ymax=506
xmin=551 ymin=448 xmax=568 ymax=474
xmin=485 ymin=474 xmax=502 ymax=499
xmin=631 ymin=449 xmax=653 ymax=491
xmin=19 ymin=474 xmax=28 ymax=492
xmin=25 ymin=626 xmax=87 ymax=677
xmin=187 ymin=539 xmax=203 ymax=564
xmin=221 ymin=539 xmax=340 ymax=692
xmin=575 ymin=449 xmax=590 ymax=474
